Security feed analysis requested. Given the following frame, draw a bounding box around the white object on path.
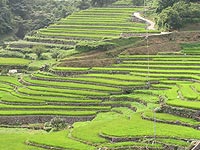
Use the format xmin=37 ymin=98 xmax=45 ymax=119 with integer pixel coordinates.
xmin=8 ymin=69 xmax=18 ymax=74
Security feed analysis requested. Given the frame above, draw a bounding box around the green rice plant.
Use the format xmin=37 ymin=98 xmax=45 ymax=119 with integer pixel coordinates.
xmin=1 ymin=90 xmax=101 ymax=103
xmin=40 ymin=28 xmax=122 ymax=36
xmin=83 ymin=73 xmax=149 ymax=81
xmin=38 ymin=32 xmax=117 ymax=40
xmin=68 ymin=77 xmax=145 ymax=86
xmin=0 ymin=103 xmax=111 ymax=111
xmin=0 ymin=128 xmax=45 ymax=150
xmin=8 ymin=40 xmax=73 ymax=51
xmin=99 ymin=141 xmax=162 ymax=149
xmin=72 ymin=112 xmax=200 ymax=143
xmin=118 ymin=54 xmax=200 ymax=58
xmin=112 ymin=93 xmax=159 ymax=103
xmin=27 ymin=86 xmax=109 ymax=96
xmin=0 ymin=91 xmax=45 ymax=103
xmin=131 ymin=72 xmax=200 ymax=81
xmin=113 ymin=0 xmax=133 ymax=5
xmin=181 ymin=43 xmax=200 ymax=55
xmin=114 ymin=63 xmax=200 ymax=70
xmin=50 ymin=23 xmax=146 ymax=29
xmin=0 ymin=58 xmax=30 ymax=66
xmin=0 ymin=76 xmax=22 ymax=86
xmin=129 ymin=68 xmax=200 ymax=75
xmin=0 ymin=82 xmax=14 ymax=90
xmin=156 ymin=138 xmax=190 ymax=147
xmin=123 ymin=60 xmax=200 ymax=65
xmin=143 ymin=111 xmax=200 ymax=126
xmin=23 ymin=76 xmax=120 ymax=92
xmin=17 ymin=87 xmax=84 ymax=98
xmin=193 ymin=83 xmax=200 ymax=93
xmin=178 ymin=83 xmax=199 ymax=100
xmin=29 ymin=130 xmax=95 ymax=150
xmin=167 ymin=99 xmax=200 ymax=110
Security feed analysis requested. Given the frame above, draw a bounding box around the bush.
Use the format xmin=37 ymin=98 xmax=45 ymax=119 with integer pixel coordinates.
xmin=154 ymin=107 xmax=163 ymax=113
xmin=156 ymin=7 xmax=182 ymax=30
xmin=44 ymin=117 xmax=67 ymax=132
xmin=51 ymin=50 xmax=61 ymax=60
xmin=156 ymin=1 xmax=200 ymax=30
xmin=40 ymin=53 xmax=51 ymax=60
xmin=32 ymin=45 xmax=48 ymax=60
xmin=25 ymin=53 xmax=37 ymax=60
xmin=75 ymin=41 xmax=116 ymax=51
xmin=0 ymin=50 xmax=24 ymax=58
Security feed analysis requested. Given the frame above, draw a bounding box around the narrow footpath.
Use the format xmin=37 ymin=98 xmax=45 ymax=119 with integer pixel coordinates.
xmin=133 ymin=12 xmax=155 ymax=30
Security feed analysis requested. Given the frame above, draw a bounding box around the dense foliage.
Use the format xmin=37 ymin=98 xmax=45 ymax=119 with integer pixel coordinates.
xmin=156 ymin=0 xmax=200 ymax=30
xmin=75 ymin=41 xmax=117 ymax=51
xmin=91 ymin=0 xmax=117 ymax=7
xmin=0 ymin=0 xmax=82 ymax=39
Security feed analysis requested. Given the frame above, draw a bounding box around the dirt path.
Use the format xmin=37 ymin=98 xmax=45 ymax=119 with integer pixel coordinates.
xmin=133 ymin=12 xmax=155 ymax=30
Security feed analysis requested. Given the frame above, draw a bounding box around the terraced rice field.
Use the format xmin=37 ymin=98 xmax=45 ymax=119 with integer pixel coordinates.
xmin=0 ymin=58 xmax=30 ymax=68
xmin=4 ymin=7 xmax=157 ymax=60
xmin=0 ymin=42 xmax=200 ymax=149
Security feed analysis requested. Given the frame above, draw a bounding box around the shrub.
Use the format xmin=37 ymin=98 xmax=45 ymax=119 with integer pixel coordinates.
xmin=75 ymin=41 xmax=116 ymax=51
xmin=40 ymin=53 xmax=51 ymax=60
xmin=44 ymin=117 xmax=67 ymax=132
xmin=154 ymin=107 xmax=163 ymax=113
xmin=32 ymin=45 xmax=48 ymax=60
xmin=51 ymin=50 xmax=61 ymax=60
xmin=25 ymin=53 xmax=37 ymax=60
xmin=0 ymin=50 xmax=24 ymax=58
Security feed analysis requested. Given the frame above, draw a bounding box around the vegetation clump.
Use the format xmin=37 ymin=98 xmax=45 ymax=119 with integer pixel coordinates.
xmin=44 ymin=117 xmax=68 ymax=132
xmin=76 ymin=41 xmax=117 ymax=51
xmin=156 ymin=0 xmax=200 ymax=30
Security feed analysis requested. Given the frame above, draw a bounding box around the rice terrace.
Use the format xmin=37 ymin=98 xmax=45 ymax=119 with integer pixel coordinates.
xmin=0 ymin=0 xmax=200 ymax=150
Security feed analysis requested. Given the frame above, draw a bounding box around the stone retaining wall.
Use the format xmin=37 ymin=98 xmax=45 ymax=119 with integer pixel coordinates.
xmin=161 ymin=105 xmax=200 ymax=121
xmin=0 ymin=115 xmax=95 ymax=125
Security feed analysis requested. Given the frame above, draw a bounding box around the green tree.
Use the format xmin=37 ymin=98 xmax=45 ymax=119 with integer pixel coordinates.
xmin=0 ymin=0 xmax=12 ymax=34
xmin=132 ymin=0 xmax=144 ymax=6
xmin=156 ymin=0 xmax=179 ymax=13
xmin=1 ymin=0 xmax=80 ymax=39
xmin=91 ymin=0 xmax=116 ymax=7
xmin=77 ymin=0 xmax=90 ymax=10
xmin=156 ymin=7 xmax=182 ymax=30
xmin=32 ymin=45 xmax=47 ymax=60
xmin=44 ymin=117 xmax=67 ymax=132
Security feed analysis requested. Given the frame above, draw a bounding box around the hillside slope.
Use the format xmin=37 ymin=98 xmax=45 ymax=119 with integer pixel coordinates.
xmin=0 ymin=4 xmax=200 ymax=150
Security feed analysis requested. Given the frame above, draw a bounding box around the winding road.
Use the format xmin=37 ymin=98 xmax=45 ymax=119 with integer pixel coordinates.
xmin=133 ymin=12 xmax=155 ymax=30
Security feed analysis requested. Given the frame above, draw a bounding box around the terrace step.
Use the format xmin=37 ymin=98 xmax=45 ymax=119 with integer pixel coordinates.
xmin=141 ymin=113 xmax=200 ymax=130
xmin=8 ymin=40 xmax=74 ymax=49
xmin=0 ymin=115 xmax=95 ymax=125
xmin=26 ymin=141 xmax=67 ymax=150
xmin=19 ymin=77 xmax=118 ymax=93
xmin=25 ymin=36 xmax=79 ymax=45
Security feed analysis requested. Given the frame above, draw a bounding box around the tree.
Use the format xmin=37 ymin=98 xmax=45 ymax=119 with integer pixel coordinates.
xmin=77 ymin=0 xmax=90 ymax=10
xmin=156 ymin=7 xmax=182 ymax=30
xmin=91 ymin=0 xmax=116 ymax=7
xmin=51 ymin=50 xmax=61 ymax=60
xmin=8 ymin=0 xmax=31 ymax=19
xmin=0 ymin=0 xmax=80 ymax=40
xmin=32 ymin=45 xmax=47 ymax=60
xmin=0 ymin=0 xmax=12 ymax=34
xmin=44 ymin=117 xmax=67 ymax=132
xmin=132 ymin=0 xmax=144 ymax=6
xmin=156 ymin=0 xmax=179 ymax=13
xmin=156 ymin=0 xmax=200 ymax=30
